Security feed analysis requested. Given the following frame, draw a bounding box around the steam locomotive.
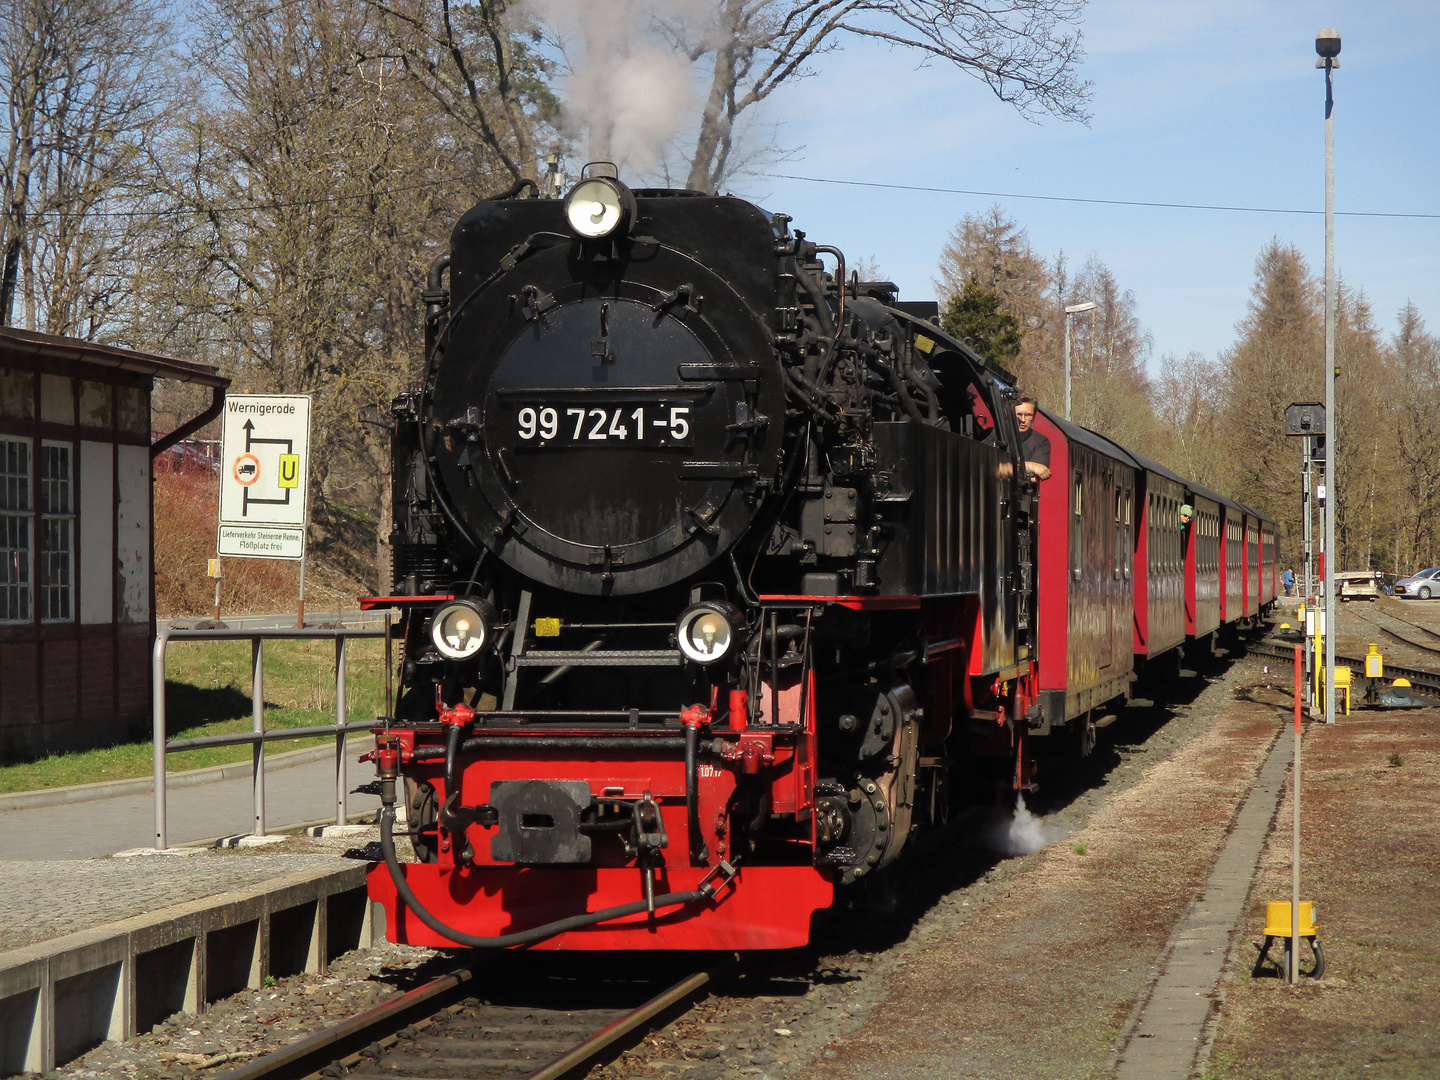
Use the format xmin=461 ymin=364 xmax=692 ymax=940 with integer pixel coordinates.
xmin=363 ymin=168 xmax=1276 ymax=950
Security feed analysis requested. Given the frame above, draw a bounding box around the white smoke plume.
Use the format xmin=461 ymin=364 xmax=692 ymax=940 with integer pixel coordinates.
xmin=525 ymin=0 xmax=712 ymax=178
xmin=978 ymin=794 xmax=1070 ymax=856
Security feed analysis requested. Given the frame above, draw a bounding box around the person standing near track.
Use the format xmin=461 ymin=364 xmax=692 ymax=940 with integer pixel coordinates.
xmin=1283 ymin=567 xmax=1295 ymax=597
xmin=1014 ymin=395 xmax=1051 ymax=481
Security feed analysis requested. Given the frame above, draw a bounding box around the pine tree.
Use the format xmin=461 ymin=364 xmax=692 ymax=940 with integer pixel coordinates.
xmin=940 ymin=274 xmax=1022 ymax=366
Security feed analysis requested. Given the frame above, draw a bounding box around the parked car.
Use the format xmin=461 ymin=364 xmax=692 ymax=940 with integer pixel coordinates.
xmin=1337 ymin=572 xmax=1379 ymax=602
xmin=1395 ymin=567 xmax=1440 ymax=599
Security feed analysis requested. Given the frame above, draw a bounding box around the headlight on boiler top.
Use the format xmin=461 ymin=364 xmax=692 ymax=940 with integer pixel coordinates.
xmin=563 ymin=176 xmax=635 ymax=240
xmin=430 ymin=599 xmax=495 ymax=660
xmin=676 ymin=601 xmax=744 ymax=665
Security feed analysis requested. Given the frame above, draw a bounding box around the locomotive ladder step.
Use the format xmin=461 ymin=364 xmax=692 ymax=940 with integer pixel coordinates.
xmin=513 ymin=648 xmax=685 ymax=667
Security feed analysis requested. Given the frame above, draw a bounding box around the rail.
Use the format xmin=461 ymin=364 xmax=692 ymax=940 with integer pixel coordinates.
xmin=152 ymin=622 xmax=392 ymax=850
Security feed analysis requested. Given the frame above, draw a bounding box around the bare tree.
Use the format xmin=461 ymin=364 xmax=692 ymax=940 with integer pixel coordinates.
xmin=0 ymin=0 xmax=170 ymax=334
xmin=1386 ymin=304 xmax=1440 ymax=569
xmin=1153 ymin=350 xmax=1226 ymax=489
xmin=1063 ymin=255 xmax=1153 ymax=443
xmin=362 ymin=0 xmax=556 ymax=181
xmin=137 ymin=0 xmax=524 ymax=587
xmin=674 ymin=0 xmax=1090 ymax=191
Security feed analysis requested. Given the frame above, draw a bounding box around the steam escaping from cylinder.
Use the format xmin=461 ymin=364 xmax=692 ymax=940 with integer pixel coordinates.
xmin=527 ymin=0 xmax=711 ymax=177
xmin=978 ymin=794 xmax=1069 ymax=856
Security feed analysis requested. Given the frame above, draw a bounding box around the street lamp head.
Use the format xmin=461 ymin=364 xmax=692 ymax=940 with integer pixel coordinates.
xmin=1065 ymin=301 xmax=1097 ymax=314
xmin=1315 ymin=28 xmax=1341 ymax=59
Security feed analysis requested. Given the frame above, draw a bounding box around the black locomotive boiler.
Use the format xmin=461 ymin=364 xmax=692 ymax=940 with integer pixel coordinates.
xmin=365 ymin=167 xmax=1051 ymax=950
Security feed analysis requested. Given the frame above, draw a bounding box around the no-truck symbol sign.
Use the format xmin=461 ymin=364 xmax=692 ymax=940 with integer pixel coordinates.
xmin=218 ymin=395 xmax=312 ymax=559
xmin=233 ymin=454 xmax=260 ymax=485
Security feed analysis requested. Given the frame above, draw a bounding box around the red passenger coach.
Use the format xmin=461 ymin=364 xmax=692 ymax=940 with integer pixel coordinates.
xmin=1127 ymin=451 xmax=1188 ymax=663
xmin=1221 ymin=504 xmax=1244 ymax=624
xmin=1030 ymin=410 xmax=1137 ymax=731
xmin=1244 ymin=515 xmax=1260 ymax=618
xmin=1183 ymin=490 xmax=1223 ymax=642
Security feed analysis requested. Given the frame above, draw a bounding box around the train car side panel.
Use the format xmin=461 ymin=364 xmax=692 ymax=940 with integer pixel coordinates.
xmin=1187 ymin=495 xmax=1221 ymax=639
xmin=1140 ymin=470 xmax=1186 ymax=659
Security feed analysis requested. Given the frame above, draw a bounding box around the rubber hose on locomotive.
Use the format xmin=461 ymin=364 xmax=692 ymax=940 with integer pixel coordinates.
xmin=484 ymin=177 xmax=538 ymax=201
xmin=793 ymin=265 xmax=839 ymax=381
xmin=685 ymin=723 xmax=709 ymax=863
xmin=443 ymin=723 xmax=463 ymax=795
xmin=874 ymin=355 xmax=926 ymax=423
xmin=377 ymin=809 xmax=716 ymax=949
xmin=780 ymin=363 xmax=840 ymax=415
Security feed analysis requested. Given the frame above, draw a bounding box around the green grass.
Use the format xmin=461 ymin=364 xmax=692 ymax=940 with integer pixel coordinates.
xmin=0 ymin=638 xmax=389 ymax=795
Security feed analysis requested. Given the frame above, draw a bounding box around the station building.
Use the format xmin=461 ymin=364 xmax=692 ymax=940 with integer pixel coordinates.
xmin=0 ymin=327 xmax=227 ymax=759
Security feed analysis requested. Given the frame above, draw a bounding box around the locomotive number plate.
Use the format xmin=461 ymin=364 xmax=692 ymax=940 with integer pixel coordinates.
xmin=513 ymin=404 xmax=694 ymax=447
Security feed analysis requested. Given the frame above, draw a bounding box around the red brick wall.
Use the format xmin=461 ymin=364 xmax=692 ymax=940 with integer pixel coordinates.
xmin=80 ymin=636 xmax=116 ymax=723
xmin=0 ymin=643 xmax=40 ymax=757
xmin=42 ymin=639 xmax=80 ymax=726
xmin=117 ymin=628 xmax=150 ymax=723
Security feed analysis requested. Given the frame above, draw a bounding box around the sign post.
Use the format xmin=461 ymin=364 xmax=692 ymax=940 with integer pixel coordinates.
xmin=218 ymin=395 xmax=312 ymax=621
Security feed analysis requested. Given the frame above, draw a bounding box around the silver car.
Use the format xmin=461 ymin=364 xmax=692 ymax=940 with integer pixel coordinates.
xmin=1395 ymin=567 xmax=1440 ymax=599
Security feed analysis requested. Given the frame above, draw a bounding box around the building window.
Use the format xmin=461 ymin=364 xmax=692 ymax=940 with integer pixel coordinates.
xmin=39 ymin=442 xmax=73 ymax=621
xmin=1 ymin=438 xmax=31 ymax=622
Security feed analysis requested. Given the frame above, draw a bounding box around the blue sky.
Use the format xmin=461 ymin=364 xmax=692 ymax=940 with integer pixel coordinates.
xmin=720 ymin=1 xmax=1439 ymax=370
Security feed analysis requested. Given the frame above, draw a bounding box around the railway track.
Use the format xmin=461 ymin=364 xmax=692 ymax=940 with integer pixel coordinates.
xmin=1336 ymin=601 xmax=1440 ymax=656
xmin=217 ymin=954 xmax=725 ymax=1080
xmin=1250 ymin=636 xmax=1440 ymax=695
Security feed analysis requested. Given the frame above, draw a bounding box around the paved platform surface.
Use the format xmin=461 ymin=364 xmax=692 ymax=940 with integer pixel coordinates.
xmin=0 ymin=852 xmax=357 ymax=952
xmin=0 ymin=750 xmax=384 ymax=955
xmin=0 ymin=746 xmax=380 ymax=860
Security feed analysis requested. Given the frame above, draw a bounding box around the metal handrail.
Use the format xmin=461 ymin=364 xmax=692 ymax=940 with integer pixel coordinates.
xmin=152 ymin=623 xmax=390 ymax=850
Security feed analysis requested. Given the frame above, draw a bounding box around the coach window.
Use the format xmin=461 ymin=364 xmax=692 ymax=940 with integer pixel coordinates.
xmin=39 ymin=441 xmax=74 ymax=621
xmin=1 ymin=437 xmax=31 ymax=622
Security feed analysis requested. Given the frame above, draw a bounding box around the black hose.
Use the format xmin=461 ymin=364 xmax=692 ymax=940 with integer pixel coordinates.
xmin=685 ymin=724 xmax=709 ymax=863
xmin=781 ymin=362 xmax=840 ymax=415
xmin=443 ymin=723 xmax=463 ymax=795
xmin=486 ymin=177 xmax=539 ymax=201
xmin=378 ymin=809 xmax=713 ymax=949
xmin=874 ymin=356 xmax=925 ymax=422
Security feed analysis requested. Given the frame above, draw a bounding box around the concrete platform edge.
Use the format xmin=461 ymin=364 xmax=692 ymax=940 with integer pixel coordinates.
xmin=0 ymin=862 xmax=379 ymax=1074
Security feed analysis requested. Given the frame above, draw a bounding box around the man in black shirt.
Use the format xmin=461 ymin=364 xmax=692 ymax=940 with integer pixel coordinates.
xmin=1015 ymin=395 xmax=1051 ymax=481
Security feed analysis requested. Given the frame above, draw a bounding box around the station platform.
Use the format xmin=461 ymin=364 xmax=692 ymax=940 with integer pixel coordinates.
xmin=0 ymin=748 xmax=387 ymax=1072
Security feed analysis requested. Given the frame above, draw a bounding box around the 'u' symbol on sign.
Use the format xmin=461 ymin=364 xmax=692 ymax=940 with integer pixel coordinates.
xmin=278 ymin=454 xmax=300 ymax=489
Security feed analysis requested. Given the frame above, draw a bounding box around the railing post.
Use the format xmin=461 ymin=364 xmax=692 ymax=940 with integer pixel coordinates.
xmin=152 ymin=628 xmax=171 ymax=850
xmin=252 ymin=635 xmax=265 ymax=835
xmin=335 ymin=634 xmax=348 ymax=826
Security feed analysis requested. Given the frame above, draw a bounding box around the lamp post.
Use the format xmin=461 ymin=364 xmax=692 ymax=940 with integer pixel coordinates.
xmin=1064 ymin=300 xmax=1096 ymax=421
xmin=1317 ymin=27 xmax=1339 ymax=732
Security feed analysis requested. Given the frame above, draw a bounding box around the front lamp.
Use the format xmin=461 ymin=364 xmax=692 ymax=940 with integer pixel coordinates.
xmin=564 ymin=176 xmax=636 ymax=240
xmin=430 ymin=599 xmax=497 ymax=660
xmin=676 ymin=601 xmax=744 ymax=665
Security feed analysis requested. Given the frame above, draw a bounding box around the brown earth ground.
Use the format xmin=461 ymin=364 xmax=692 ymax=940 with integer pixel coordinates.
xmin=1204 ymin=708 xmax=1440 ymax=1079
xmin=781 ymin=657 xmax=1440 ymax=1079
xmin=789 ymin=661 xmax=1282 ymax=1080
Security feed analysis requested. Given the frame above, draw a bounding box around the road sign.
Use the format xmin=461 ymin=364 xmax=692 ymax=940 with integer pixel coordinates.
xmin=218 ymin=394 xmax=311 ymax=560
